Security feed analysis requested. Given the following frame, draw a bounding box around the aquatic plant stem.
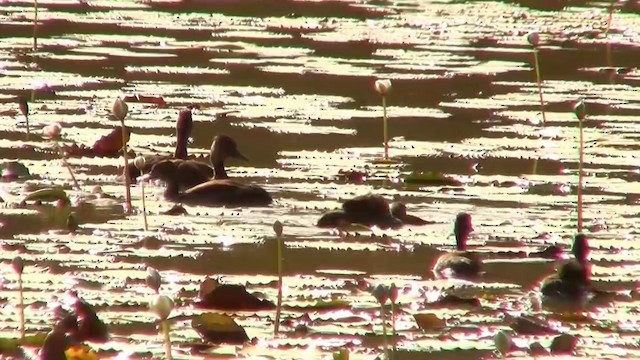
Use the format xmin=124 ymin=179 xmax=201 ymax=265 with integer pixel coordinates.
xmin=161 ymin=319 xmax=173 ymax=360
xmin=33 ymin=0 xmax=38 ymax=51
xmin=391 ymin=300 xmax=396 ymax=357
xmin=274 ymin=231 xmax=283 ymax=335
xmin=533 ymin=49 xmax=546 ymax=124
xmin=53 ymin=140 xmax=80 ymax=191
xmin=380 ymin=304 xmax=389 ymax=360
xmin=382 ymin=95 xmax=389 ymax=160
xmin=578 ymin=116 xmax=584 ymax=233
xmin=18 ymin=272 xmax=24 ymax=341
xmin=531 ymin=48 xmax=545 ymax=176
xmin=605 ymin=1 xmax=615 ymax=37
xmin=140 ymin=174 xmax=148 ymax=231
xmin=120 ymin=120 xmax=132 ymax=213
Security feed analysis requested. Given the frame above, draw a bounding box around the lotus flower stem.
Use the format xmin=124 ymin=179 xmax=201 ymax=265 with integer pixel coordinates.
xmin=605 ymin=1 xmax=615 ymax=37
xmin=390 ymin=300 xmax=396 ymax=355
xmin=578 ymin=115 xmax=584 ymax=233
xmin=380 ymin=303 xmax=389 ymax=359
xmin=53 ymin=141 xmax=80 ymax=191
xmin=18 ymin=272 xmax=24 ymax=340
xmin=120 ymin=120 xmax=132 ymax=213
xmin=161 ymin=320 xmax=173 ymax=360
xmin=33 ymin=0 xmax=38 ymax=51
xmin=533 ymin=50 xmax=546 ymax=124
xmin=382 ymin=95 xmax=389 ymax=160
xmin=18 ymin=99 xmax=29 ymax=141
xmin=140 ymin=179 xmax=148 ymax=231
xmin=273 ymin=221 xmax=284 ymax=336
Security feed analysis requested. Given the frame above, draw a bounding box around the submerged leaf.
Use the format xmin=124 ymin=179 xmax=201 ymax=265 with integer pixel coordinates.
xmin=191 ymin=313 xmax=249 ymax=345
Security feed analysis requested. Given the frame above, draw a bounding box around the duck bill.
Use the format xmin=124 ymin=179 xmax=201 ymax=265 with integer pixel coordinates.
xmin=232 ymin=150 xmax=249 ymax=161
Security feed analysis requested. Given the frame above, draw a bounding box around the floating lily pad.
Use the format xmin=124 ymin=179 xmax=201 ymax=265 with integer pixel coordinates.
xmin=191 ymin=313 xmax=249 ymax=345
xmin=413 ymin=313 xmax=446 ymax=332
xmin=197 ymin=278 xmax=275 ymax=311
xmin=20 ymin=187 xmax=69 ymax=205
xmin=403 ymin=171 xmax=463 ymax=186
xmin=0 ymin=332 xmax=48 ymax=353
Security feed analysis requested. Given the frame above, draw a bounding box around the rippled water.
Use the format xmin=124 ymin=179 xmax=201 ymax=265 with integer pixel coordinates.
xmin=1 ymin=0 xmax=640 ymax=359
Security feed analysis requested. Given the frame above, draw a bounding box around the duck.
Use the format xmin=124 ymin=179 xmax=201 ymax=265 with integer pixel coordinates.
xmin=125 ymin=108 xmax=213 ymax=183
xmin=539 ymin=233 xmax=591 ymax=301
xmin=148 ymin=135 xmax=272 ymax=207
xmin=432 ymin=212 xmax=482 ymax=279
xmin=316 ymin=194 xmax=428 ymax=229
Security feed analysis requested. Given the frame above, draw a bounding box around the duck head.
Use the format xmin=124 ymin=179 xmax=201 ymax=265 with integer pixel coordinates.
xmin=174 ymin=108 xmax=193 ymax=159
xmin=390 ymin=202 xmax=407 ymax=218
xmin=571 ymin=233 xmax=589 ymax=265
xmin=454 ymin=212 xmax=473 ymax=251
xmin=210 ymin=135 xmax=248 ymax=164
xmin=317 ymin=210 xmax=351 ymax=229
xmin=149 ymin=160 xmax=179 ymax=182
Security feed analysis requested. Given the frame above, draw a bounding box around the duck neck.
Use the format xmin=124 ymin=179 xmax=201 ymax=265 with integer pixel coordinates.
xmin=212 ymin=160 xmax=228 ymax=180
xmin=164 ymin=179 xmax=181 ymax=201
xmin=174 ymin=135 xmax=188 ymax=159
xmin=455 ymin=231 xmax=467 ymax=251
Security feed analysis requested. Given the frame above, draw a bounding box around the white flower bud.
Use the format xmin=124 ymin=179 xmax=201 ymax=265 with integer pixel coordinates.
xmin=527 ymin=32 xmax=540 ymax=47
xmin=112 ymin=97 xmax=128 ymax=121
xmin=374 ymin=79 xmax=392 ymax=95
xmin=43 ymin=123 xmax=62 ymax=139
xmin=150 ymin=295 xmax=174 ymax=320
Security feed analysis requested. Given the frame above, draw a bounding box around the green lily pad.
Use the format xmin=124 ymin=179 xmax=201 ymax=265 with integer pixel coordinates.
xmin=403 ymin=171 xmax=463 ymax=186
xmin=20 ymin=187 xmax=69 ymax=205
xmin=0 ymin=332 xmax=48 ymax=353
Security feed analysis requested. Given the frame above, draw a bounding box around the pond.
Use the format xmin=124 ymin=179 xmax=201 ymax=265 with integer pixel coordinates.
xmin=0 ymin=0 xmax=639 ymax=359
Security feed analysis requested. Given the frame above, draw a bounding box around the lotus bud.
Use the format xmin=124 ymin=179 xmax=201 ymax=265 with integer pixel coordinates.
xmin=374 ymin=79 xmax=392 ymax=95
xmin=273 ymin=220 xmax=283 ymax=238
xmin=12 ymin=256 xmax=24 ymax=275
xmin=373 ymin=284 xmax=389 ymax=305
xmin=150 ymin=295 xmax=174 ymax=321
xmin=112 ymin=97 xmax=128 ymax=121
xmin=134 ymin=156 xmax=146 ymax=171
xmin=43 ymin=123 xmax=62 ymax=139
xmin=146 ymin=267 xmax=162 ymax=294
xmin=573 ymin=100 xmax=586 ymax=121
xmin=494 ymin=330 xmax=512 ymax=356
xmin=388 ymin=283 xmax=398 ymax=303
xmin=527 ymin=32 xmax=540 ymax=47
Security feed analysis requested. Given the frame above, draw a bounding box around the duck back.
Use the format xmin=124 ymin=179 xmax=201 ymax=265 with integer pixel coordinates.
xmin=433 ymin=251 xmax=482 ymax=278
xmin=180 ymin=179 xmax=272 ymax=207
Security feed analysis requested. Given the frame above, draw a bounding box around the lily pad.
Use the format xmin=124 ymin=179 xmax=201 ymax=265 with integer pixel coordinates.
xmin=403 ymin=171 xmax=463 ymax=186
xmin=191 ymin=313 xmax=249 ymax=345
xmin=413 ymin=313 xmax=446 ymax=332
xmin=0 ymin=332 xmax=48 ymax=353
xmin=197 ymin=278 xmax=275 ymax=311
xmin=20 ymin=187 xmax=69 ymax=205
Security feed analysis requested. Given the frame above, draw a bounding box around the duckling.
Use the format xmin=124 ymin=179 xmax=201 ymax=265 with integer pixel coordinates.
xmin=539 ymin=234 xmax=591 ymax=300
xmin=316 ymin=194 xmax=428 ymax=229
xmin=432 ymin=212 xmax=481 ymax=279
xmin=149 ymin=135 xmax=272 ymax=207
xmin=126 ymin=108 xmax=212 ymax=182
xmin=390 ymin=202 xmax=431 ymax=226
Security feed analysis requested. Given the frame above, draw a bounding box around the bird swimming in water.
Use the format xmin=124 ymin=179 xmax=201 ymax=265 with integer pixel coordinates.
xmin=432 ymin=212 xmax=482 ymax=279
xmin=125 ymin=108 xmax=213 ymax=187
xmin=316 ymin=194 xmax=429 ymax=229
xmin=538 ymin=233 xmax=591 ymax=302
xmin=148 ymin=135 xmax=272 ymax=207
